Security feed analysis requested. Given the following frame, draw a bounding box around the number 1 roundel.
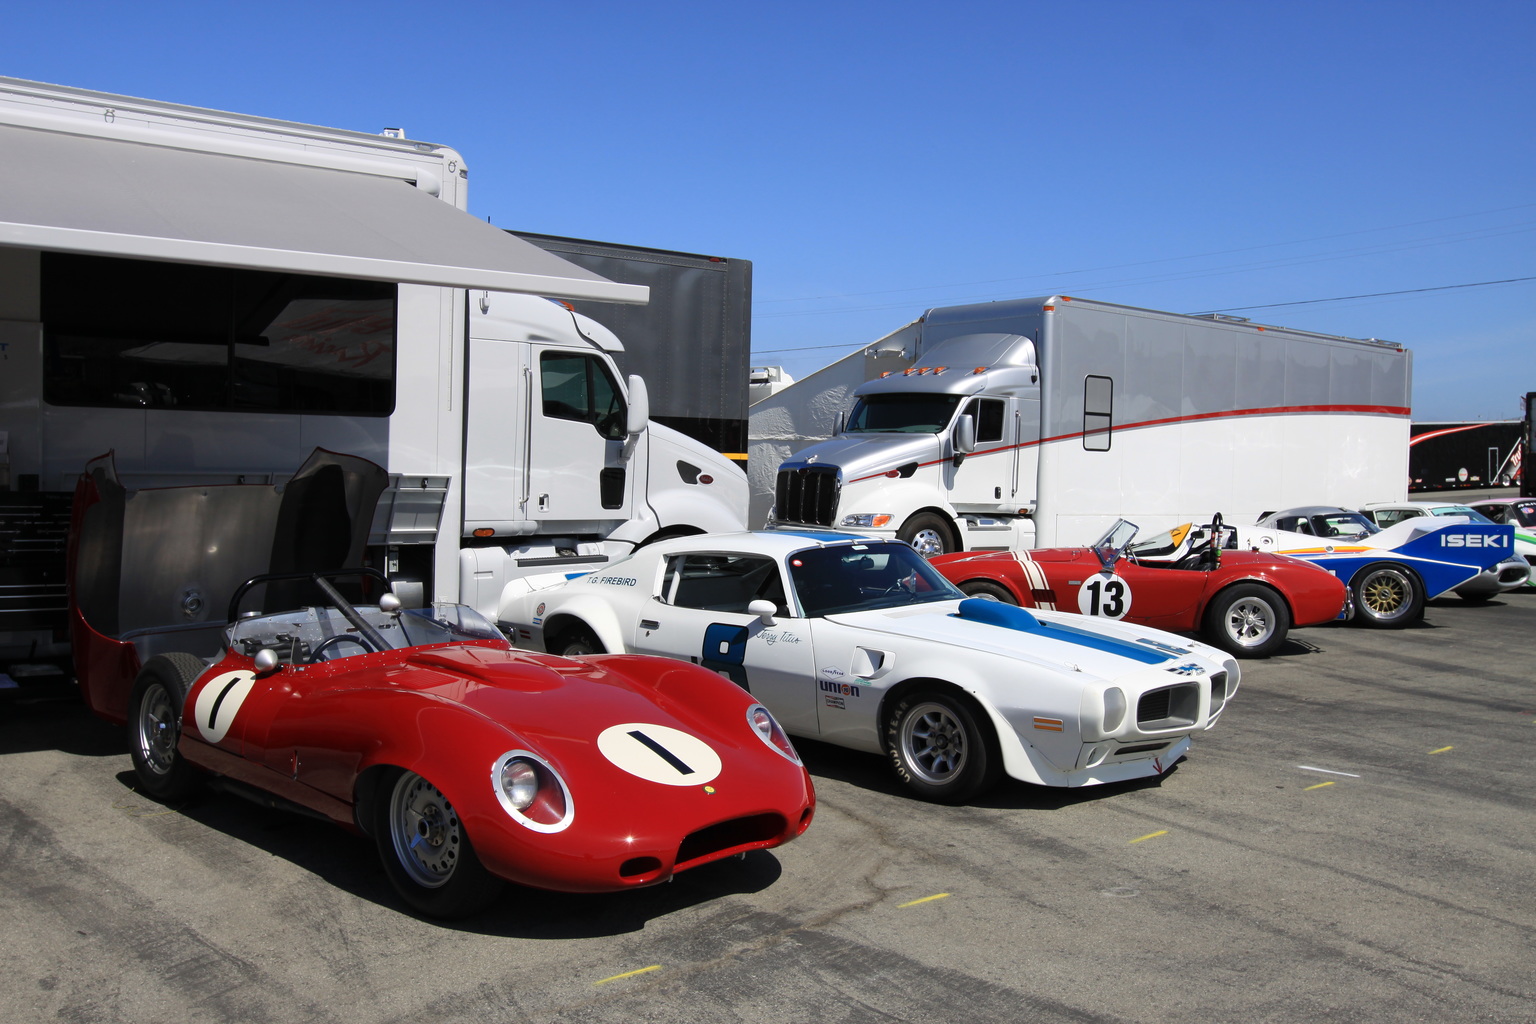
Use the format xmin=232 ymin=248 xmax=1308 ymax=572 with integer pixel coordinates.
xmin=1077 ymin=573 xmax=1131 ymax=619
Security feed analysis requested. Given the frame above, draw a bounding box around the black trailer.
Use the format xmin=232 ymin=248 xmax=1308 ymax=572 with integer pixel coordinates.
xmin=1409 ymin=420 xmax=1523 ymax=493
xmin=512 ymin=233 xmax=751 ymax=464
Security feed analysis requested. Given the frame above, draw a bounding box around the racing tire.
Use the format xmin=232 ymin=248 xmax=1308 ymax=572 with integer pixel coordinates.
xmin=1350 ymin=562 xmax=1425 ymax=629
xmin=884 ymin=691 xmax=1002 ymax=804
xmin=553 ymin=625 xmax=605 ymax=656
xmin=898 ymin=513 xmax=955 ymax=558
xmin=958 ymin=580 xmax=1019 ymax=605
xmin=1202 ymin=583 xmax=1289 ymax=659
xmin=127 ymin=652 xmax=207 ymax=803
xmin=374 ymin=769 xmax=502 ymax=920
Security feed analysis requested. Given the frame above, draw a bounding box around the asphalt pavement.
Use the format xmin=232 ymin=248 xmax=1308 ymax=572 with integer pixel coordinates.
xmin=4 ymin=591 xmax=1534 ymax=1023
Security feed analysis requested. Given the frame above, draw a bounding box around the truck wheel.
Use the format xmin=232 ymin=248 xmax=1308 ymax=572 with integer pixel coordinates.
xmin=1351 ymin=563 xmax=1424 ymax=628
xmin=898 ymin=513 xmax=954 ymax=558
xmin=1202 ymin=583 xmax=1288 ymax=658
xmin=375 ymin=769 xmax=503 ymax=919
xmin=554 ymin=625 xmax=605 ymax=656
xmin=884 ymin=691 xmax=1001 ymax=804
xmin=959 ymin=580 xmax=1018 ymax=605
xmin=127 ymin=653 xmax=207 ymax=803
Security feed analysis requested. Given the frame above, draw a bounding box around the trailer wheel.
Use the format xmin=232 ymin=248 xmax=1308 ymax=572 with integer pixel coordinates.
xmin=959 ymin=580 xmax=1018 ymax=605
xmin=127 ymin=653 xmax=206 ymax=803
xmin=1351 ymin=562 xmax=1424 ymax=628
xmin=898 ymin=513 xmax=954 ymax=558
xmin=1202 ymin=583 xmax=1289 ymax=658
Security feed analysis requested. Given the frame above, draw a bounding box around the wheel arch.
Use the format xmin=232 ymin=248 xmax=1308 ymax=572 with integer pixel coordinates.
xmin=542 ymin=609 xmax=624 ymax=656
xmin=1200 ymin=576 xmax=1292 ymax=622
xmin=877 ymin=673 xmax=1049 ymax=787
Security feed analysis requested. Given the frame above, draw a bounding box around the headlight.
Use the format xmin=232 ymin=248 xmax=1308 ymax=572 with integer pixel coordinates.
xmin=1102 ymin=687 xmax=1127 ymax=734
xmin=491 ymin=751 xmax=574 ymax=833
xmin=748 ymin=704 xmax=802 ymax=764
xmin=840 ymin=513 xmax=894 ymax=528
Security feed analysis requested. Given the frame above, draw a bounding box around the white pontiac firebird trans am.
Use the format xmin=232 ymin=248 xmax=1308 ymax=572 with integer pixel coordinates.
xmin=498 ymin=531 xmax=1238 ymax=803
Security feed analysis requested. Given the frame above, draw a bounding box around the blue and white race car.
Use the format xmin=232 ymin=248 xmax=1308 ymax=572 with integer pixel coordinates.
xmin=1234 ymin=507 xmax=1517 ymax=627
xmin=1362 ymin=501 xmax=1531 ymax=599
xmin=498 ymin=531 xmax=1238 ymax=804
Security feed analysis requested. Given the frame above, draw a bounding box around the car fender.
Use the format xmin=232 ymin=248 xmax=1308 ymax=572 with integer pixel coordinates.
xmin=536 ymin=592 xmax=631 ymax=655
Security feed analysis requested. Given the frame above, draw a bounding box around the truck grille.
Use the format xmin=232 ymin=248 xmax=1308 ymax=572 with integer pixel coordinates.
xmin=1137 ymin=683 xmax=1200 ymax=730
xmin=775 ymin=466 xmax=840 ymax=527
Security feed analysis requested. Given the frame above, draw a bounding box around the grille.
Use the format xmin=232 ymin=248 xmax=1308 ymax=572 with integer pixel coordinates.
xmin=676 ymin=813 xmax=787 ymax=869
xmin=1138 ymin=683 xmax=1200 ymax=730
xmin=774 ymin=466 xmax=840 ymax=527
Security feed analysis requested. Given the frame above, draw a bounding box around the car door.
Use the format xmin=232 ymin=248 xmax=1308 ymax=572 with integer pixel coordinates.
xmin=628 ymin=552 xmax=820 ymax=736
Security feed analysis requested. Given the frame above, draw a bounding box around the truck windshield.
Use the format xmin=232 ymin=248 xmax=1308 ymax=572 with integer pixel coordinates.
xmin=845 ymin=394 xmax=963 ymax=434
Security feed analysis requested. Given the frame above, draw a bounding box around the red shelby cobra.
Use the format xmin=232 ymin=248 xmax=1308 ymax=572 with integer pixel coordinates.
xmin=931 ymin=517 xmax=1349 ymax=659
xmin=70 ymin=452 xmax=813 ymax=919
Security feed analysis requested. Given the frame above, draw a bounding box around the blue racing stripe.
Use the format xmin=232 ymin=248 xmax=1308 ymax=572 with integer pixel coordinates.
xmin=954 ymin=598 xmax=1173 ymax=664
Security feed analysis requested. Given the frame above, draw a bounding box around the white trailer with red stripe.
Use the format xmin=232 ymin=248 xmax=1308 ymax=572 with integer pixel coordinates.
xmin=764 ymin=296 xmax=1411 ymax=553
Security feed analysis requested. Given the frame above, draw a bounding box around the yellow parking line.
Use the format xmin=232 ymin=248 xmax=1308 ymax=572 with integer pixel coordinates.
xmin=898 ymin=893 xmax=950 ymax=908
xmin=1428 ymin=746 xmax=1454 ymax=755
xmin=595 ymin=965 xmax=661 ymax=985
xmin=1304 ymin=780 xmax=1335 ymax=791
xmin=1129 ymin=830 xmax=1168 ymax=844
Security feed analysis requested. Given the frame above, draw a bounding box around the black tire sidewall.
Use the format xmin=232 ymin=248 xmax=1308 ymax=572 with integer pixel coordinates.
xmin=127 ymin=652 xmax=205 ymax=802
xmin=959 ymin=580 xmax=1018 ymax=604
xmin=884 ymin=691 xmax=1000 ymax=804
xmin=897 ymin=513 xmax=954 ymax=557
xmin=1351 ymin=562 xmax=1425 ymax=628
xmin=1204 ymin=583 xmax=1289 ymax=658
xmin=372 ymin=769 xmax=502 ymax=920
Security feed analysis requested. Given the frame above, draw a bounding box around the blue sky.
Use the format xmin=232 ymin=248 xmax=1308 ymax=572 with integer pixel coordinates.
xmin=5 ymin=1 xmax=1532 ymax=420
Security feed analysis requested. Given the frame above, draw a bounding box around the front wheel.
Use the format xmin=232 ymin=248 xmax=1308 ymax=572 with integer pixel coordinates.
xmin=553 ymin=625 xmax=605 ymax=657
xmin=1351 ymin=562 xmax=1425 ymax=628
xmin=884 ymin=691 xmax=1001 ymax=804
xmin=375 ymin=769 xmax=502 ymax=919
xmin=128 ymin=653 xmax=207 ymax=802
xmin=898 ymin=513 xmax=954 ymax=558
xmin=1203 ymin=583 xmax=1289 ymax=658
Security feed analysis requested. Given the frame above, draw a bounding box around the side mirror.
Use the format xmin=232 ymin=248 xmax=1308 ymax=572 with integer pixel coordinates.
xmin=952 ymin=415 xmax=976 ymax=467
xmin=626 ymin=375 xmax=650 ymax=436
xmin=747 ymin=599 xmax=778 ymax=625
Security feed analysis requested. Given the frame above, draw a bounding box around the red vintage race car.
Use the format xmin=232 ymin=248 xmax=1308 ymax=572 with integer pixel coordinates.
xmin=69 ymin=452 xmax=813 ymax=919
xmin=931 ymin=517 xmax=1349 ymax=658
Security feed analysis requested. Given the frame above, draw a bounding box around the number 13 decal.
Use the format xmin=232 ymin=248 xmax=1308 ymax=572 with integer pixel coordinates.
xmin=1077 ymin=574 xmax=1131 ymax=619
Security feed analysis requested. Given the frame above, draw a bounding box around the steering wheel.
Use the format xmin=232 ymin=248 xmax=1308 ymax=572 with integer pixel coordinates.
xmin=308 ymin=633 xmax=374 ymax=663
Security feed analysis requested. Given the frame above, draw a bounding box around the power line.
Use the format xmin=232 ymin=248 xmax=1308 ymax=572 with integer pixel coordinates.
xmin=1193 ymin=275 xmax=1536 ymax=314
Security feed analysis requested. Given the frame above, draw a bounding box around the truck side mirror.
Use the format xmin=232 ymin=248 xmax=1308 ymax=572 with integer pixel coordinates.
xmin=952 ymin=415 xmax=976 ymax=466
xmin=625 ymin=375 xmax=650 ymax=436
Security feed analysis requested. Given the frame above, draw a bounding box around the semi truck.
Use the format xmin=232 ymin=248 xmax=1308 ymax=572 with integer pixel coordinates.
xmin=1408 ymin=420 xmax=1523 ymax=493
xmin=756 ymin=295 xmax=1411 ymax=552
xmin=0 ymin=76 xmax=745 ymax=683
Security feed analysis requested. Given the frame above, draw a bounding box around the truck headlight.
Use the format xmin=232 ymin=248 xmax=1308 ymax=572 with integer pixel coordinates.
xmin=492 ymin=751 xmax=574 ymax=833
xmin=841 ymin=513 xmax=894 ymax=528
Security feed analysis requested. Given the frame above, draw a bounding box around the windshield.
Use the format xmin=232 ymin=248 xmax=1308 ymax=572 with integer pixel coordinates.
xmin=1431 ymin=506 xmax=1496 ymax=524
xmin=1090 ymin=519 xmax=1139 ymax=567
xmin=1307 ymin=512 xmax=1377 ymax=539
xmin=228 ymin=601 xmax=505 ymax=663
xmin=1510 ymin=503 xmax=1536 ymax=527
xmin=845 ymin=393 xmax=963 ymax=434
xmin=787 ymin=543 xmax=962 ymax=616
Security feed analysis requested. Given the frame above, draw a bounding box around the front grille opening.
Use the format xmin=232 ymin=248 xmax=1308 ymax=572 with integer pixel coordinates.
xmin=676 ymin=813 xmax=786 ymax=869
xmin=1138 ymin=683 xmax=1199 ymax=730
xmin=775 ymin=466 xmax=840 ymax=527
xmin=1115 ymin=741 xmax=1171 ymax=756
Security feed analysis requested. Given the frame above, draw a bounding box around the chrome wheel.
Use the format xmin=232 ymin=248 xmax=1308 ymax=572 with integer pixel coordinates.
xmin=898 ymin=701 xmax=970 ymax=784
xmin=1223 ymin=596 xmax=1277 ymax=649
xmin=908 ymin=528 xmax=947 ymax=558
xmin=387 ymin=772 xmax=463 ymax=890
xmin=134 ymin=681 xmax=178 ymax=777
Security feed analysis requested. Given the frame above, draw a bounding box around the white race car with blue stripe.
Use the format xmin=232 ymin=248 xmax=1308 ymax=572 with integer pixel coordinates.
xmin=1234 ymin=506 xmax=1517 ymax=628
xmin=498 ymin=531 xmax=1237 ymax=804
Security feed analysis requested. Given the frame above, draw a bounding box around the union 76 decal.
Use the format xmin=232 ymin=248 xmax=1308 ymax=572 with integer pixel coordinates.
xmin=596 ymin=723 xmax=723 ymax=786
xmin=192 ymin=671 xmax=258 ymax=745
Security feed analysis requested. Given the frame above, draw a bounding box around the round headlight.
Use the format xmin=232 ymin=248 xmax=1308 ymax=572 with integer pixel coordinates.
xmin=499 ymin=758 xmax=539 ymax=811
xmin=1103 ymin=687 xmax=1127 ymax=734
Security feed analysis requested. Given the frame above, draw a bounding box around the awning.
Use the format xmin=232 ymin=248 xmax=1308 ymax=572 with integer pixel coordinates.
xmin=0 ymin=122 xmax=648 ymax=303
